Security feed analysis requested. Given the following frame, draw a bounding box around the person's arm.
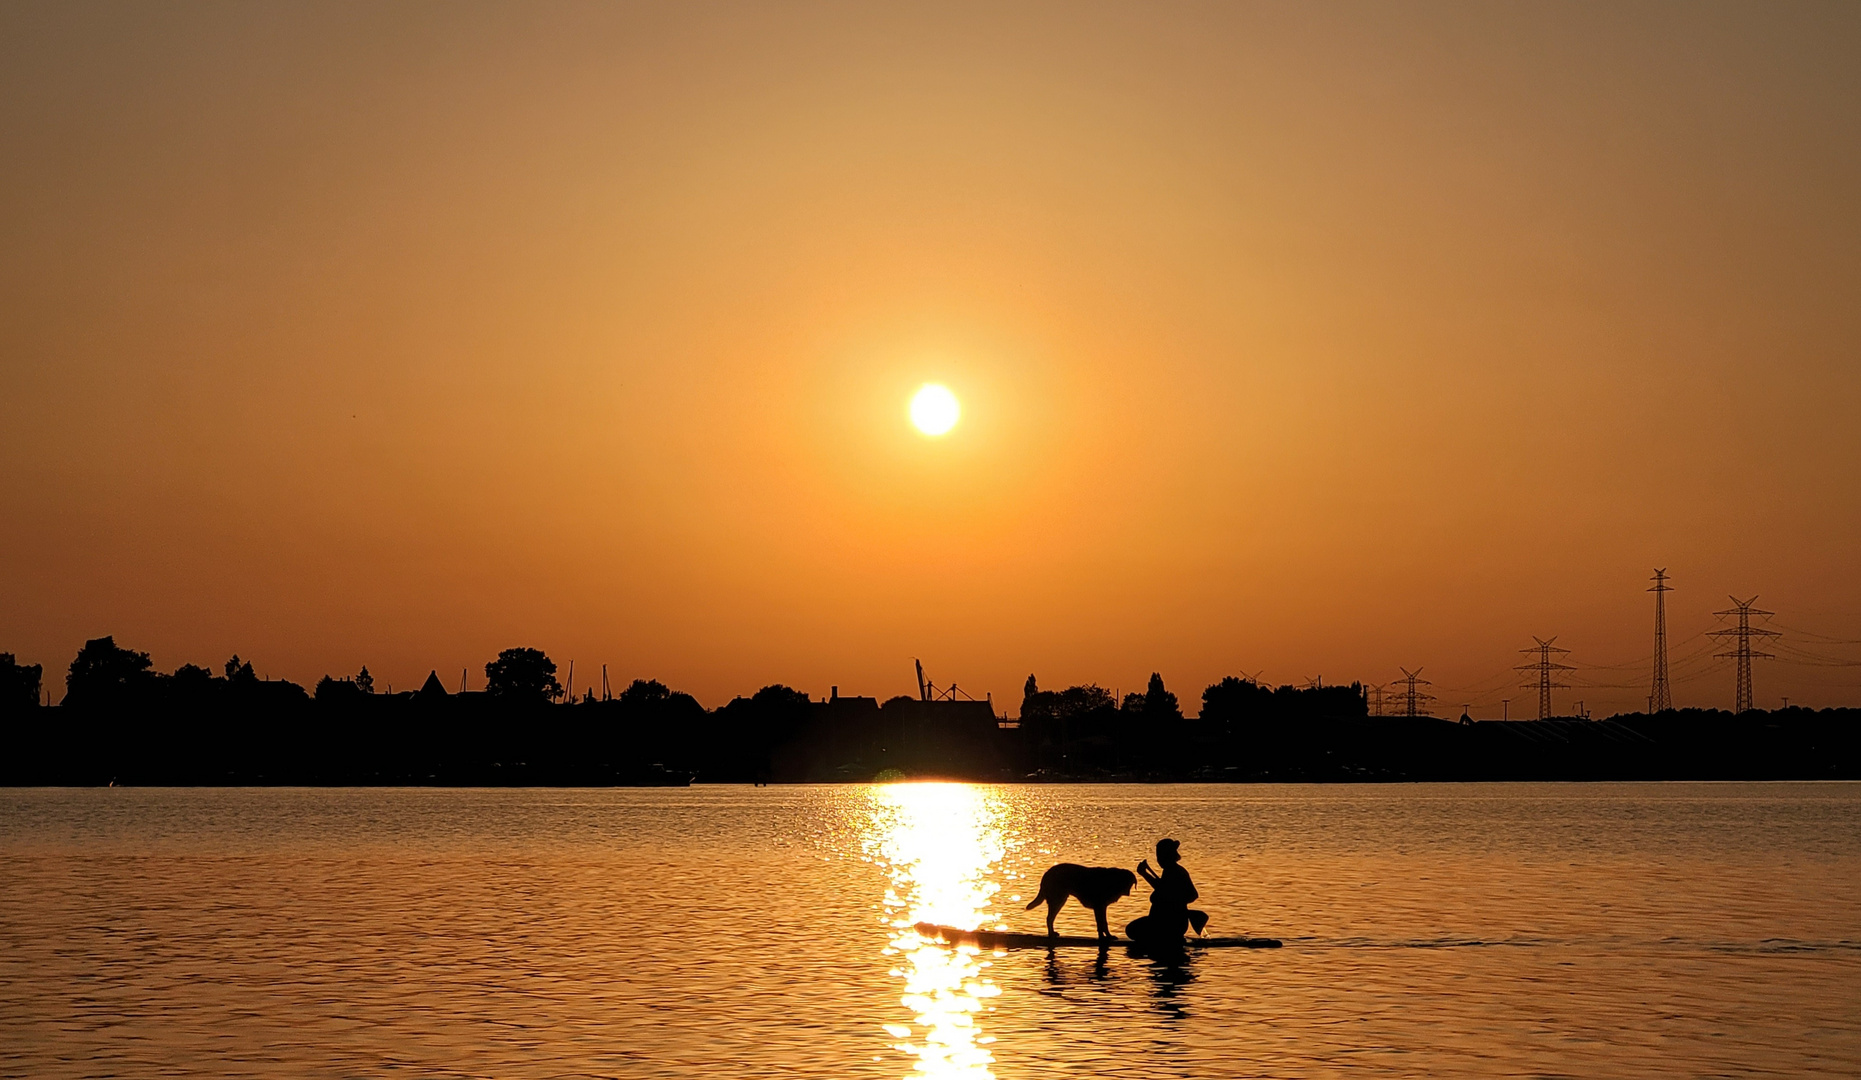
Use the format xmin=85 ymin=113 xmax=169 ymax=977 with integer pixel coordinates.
xmin=1137 ymin=859 xmax=1160 ymax=887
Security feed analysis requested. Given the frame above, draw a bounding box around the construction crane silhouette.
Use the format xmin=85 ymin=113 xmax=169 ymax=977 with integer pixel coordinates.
xmin=914 ymin=659 xmax=983 ymax=703
xmin=1648 ymin=569 xmax=1672 ymax=713
xmin=1710 ymin=597 xmax=1778 ymax=713
xmin=1516 ymin=636 xmax=1574 ymax=720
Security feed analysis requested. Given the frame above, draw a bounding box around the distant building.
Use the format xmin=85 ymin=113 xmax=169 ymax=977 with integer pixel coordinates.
xmin=766 ymin=686 xmax=1008 ymax=781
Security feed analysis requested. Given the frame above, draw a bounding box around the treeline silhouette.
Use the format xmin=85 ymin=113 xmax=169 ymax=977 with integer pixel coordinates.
xmin=1 ymin=638 xmax=1856 ymax=784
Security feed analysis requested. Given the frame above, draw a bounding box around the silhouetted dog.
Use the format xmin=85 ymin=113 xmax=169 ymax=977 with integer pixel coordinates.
xmin=1026 ymin=863 xmax=1138 ymax=940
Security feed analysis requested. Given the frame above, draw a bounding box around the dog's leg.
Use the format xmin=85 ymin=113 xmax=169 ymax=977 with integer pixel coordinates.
xmin=1094 ymin=905 xmax=1110 ymax=940
xmin=1046 ymin=896 xmax=1065 ymax=937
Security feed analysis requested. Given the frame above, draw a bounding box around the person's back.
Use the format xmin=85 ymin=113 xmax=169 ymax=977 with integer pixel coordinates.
xmin=1155 ymin=860 xmax=1197 ymax=912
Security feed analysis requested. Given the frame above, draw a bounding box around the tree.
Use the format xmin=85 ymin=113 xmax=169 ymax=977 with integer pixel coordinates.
xmin=1201 ymin=675 xmax=1271 ymax=740
xmin=750 ymin=684 xmax=811 ymax=711
xmin=484 ymin=647 xmax=560 ymax=704
xmin=1143 ymin=672 xmax=1181 ymax=720
xmin=224 ymin=655 xmax=256 ymax=682
xmin=1201 ymin=675 xmax=1262 ymax=715
xmin=1023 ymin=683 xmax=1115 ymax=728
xmin=619 ymin=678 xmax=672 ymax=706
xmin=0 ymin=653 xmax=42 ymax=711
xmin=64 ymin=636 xmax=154 ymax=707
xmin=599 ymin=678 xmax=706 ymax=765
xmin=355 ymin=666 xmax=374 ymax=694
xmin=1019 ymin=683 xmax=1119 ymax=768
xmin=169 ymin=663 xmax=215 ymax=699
xmin=707 ymin=684 xmax=813 ymax=780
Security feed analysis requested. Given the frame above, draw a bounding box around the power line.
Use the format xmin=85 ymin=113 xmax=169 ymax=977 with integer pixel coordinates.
xmin=1770 ymin=642 xmax=1861 ymax=668
xmin=1769 ymin=621 xmax=1861 ymax=645
xmin=1555 ymin=625 xmax=1714 ymax=673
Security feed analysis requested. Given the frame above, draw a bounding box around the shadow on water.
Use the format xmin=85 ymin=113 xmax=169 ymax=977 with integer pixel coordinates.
xmin=1037 ymin=943 xmax=1200 ymax=1020
xmin=1130 ymin=947 xmax=1200 ymax=1020
xmin=1042 ymin=944 xmax=1112 ymax=986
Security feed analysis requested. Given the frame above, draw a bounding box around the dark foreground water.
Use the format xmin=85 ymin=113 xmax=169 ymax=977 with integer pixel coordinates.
xmin=1 ymin=784 xmax=1857 ymax=1079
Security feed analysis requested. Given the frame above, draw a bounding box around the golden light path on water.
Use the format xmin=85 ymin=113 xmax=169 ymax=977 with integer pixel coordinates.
xmin=864 ymin=783 xmax=1010 ymax=1079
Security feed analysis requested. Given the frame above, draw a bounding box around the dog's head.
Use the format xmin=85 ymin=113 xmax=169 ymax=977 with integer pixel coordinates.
xmin=1111 ymin=868 xmax=1137 ymax=896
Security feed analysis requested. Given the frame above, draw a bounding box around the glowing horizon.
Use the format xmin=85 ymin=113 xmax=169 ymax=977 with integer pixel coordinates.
xmin=1 ymin=4 xmax=1858 ymax=714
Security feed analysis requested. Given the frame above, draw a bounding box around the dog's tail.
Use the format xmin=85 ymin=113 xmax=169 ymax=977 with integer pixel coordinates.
xmin=1025 ymin=873 xmax=1052 ymax=910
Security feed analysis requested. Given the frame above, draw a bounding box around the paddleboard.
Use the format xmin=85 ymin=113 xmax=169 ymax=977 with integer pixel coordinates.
xmin=914 ymin=922 xmax=1282 ymax=950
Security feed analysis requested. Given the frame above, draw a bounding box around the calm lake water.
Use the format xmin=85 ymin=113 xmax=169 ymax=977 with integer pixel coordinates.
xmin=2 ymin=783 xmax=1857 ymax=1078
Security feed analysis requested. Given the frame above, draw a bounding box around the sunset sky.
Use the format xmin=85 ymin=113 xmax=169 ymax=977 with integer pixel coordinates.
xmin=2 ymin=2 xmax=1857 ymax=714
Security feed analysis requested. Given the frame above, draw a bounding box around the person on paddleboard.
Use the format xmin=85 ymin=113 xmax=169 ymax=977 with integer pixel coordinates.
xmin=1125 ymin=838 xmax=1208 ymax=947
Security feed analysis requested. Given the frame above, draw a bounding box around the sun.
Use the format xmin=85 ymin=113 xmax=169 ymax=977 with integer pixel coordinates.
xmin=909 ymin=383 xmax=960 ymax=436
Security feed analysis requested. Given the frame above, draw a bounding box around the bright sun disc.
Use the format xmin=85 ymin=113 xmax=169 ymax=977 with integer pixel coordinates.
xmin=910 ymin=384 xmax=960 ymax=436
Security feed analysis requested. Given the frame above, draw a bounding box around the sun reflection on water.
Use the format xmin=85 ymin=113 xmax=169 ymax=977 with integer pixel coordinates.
xmin=864 ymin=783 xmax=1009 ymax=1079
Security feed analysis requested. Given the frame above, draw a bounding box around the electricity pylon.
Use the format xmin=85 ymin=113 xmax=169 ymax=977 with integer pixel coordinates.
xmin=1710 ymin=596 xmax=1778 ymax=713
xmin=1396 ymin=667 xmax=1434 ymax=718
xmin=1648 ymin=569 xmax=1672 ymax=713
xmin=1516 ymin=636 xmax=1574 ymax=720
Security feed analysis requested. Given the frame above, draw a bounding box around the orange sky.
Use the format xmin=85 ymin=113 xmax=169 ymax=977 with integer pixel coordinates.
xmin=2 ymin=3 xmax=1858 ymax=714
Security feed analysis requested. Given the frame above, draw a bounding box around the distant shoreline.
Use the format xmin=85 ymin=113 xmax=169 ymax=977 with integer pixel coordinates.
xmin=6 ymin=708 xmax=1856 ymax=786
xmin=7 ymin=641 xmax=1856 ymax=786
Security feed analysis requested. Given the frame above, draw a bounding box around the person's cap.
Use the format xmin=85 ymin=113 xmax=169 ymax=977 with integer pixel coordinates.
xmin=1156 ymin=838 xmax=1180 ymax=855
